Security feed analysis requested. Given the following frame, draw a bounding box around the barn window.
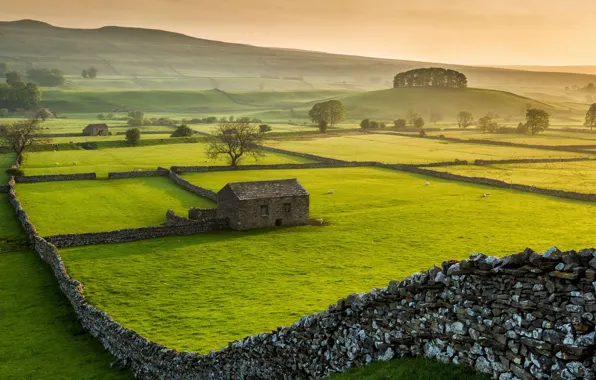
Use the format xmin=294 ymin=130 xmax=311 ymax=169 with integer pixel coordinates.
xmin=260 ymin=205 xmax=269 ymax=216
xmin=284 ymin=203 xmax=292 ymax=212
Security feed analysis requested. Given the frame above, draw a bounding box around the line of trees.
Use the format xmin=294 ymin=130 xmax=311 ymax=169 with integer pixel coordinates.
xmin=0 ymin=80 xmax=42 ymax=111
xmin=81 ymin=67 xmax=98 ymax=79
xmin=26 ymin=68 xmax=66 ymax=87
xmin=393 ymin=68 xmax=468 ymax=89
xmin=308 ymin=100 xmax=346 ymax=132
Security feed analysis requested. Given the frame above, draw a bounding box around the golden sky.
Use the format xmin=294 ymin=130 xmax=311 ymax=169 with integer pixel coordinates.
xmin=3 ymin=0 xmax=595 ymax=65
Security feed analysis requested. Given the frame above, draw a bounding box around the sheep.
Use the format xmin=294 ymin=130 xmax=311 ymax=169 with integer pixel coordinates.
xmin=327 ymin=190 xmax=334 ymax=195
xmin=54 ymin=162 xmax=60 ymax=166
xmin=425 ymin=182 xmax=430 ymax=187
xmin=72 ymin=161 xmax=77 ymax=166
xmin=482 ymin=193 xmax=490 ymax=198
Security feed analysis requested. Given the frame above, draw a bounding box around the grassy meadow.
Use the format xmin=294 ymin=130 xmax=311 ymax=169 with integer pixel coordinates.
xmin=58 ymin=167 xmax=596 ymax=353
xmin=429 ymin=129 xmax=596 ymax=146
xmin=20 ymin=143 xmax=313 ymax=178
xmin=435 ymin=160 xmax=596 ymax=193
xmin=16 ymin=177 xmax=215 ymax=236
xmin=266 ymin=134 xmax=587 ymax=164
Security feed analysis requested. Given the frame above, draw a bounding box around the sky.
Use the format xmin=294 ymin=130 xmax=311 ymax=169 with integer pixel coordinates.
xmin=2 ymin=0 xmax=595 ymax=65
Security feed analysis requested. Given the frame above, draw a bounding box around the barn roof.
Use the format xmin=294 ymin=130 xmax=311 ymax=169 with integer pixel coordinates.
xmin=220 ymin=179 xmax=308 ymax=200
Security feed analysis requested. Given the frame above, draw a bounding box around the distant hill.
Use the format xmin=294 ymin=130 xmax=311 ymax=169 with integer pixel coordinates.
xmin=340 ymin=87 xmax=570 ymax=121
xmin=1 ymin=20 xmax=596 ymax=93
xmin=494 ymin=66 xmax=596 ymax=76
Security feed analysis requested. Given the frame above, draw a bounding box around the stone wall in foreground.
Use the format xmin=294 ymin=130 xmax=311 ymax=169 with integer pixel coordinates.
xmin=168 ymin=171 xmax=218 ymax=201
xmin=108 ymin=169 xmax=170 ymax=179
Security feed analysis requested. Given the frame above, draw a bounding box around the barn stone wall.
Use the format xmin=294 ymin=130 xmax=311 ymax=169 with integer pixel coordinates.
xmin=108 ymin=169 xmax=170 ymax=179
xmin=168 ymin=171 xmax=218 ymax=201
xmin=188 ymin=207 xmax=218 ymax=221
xmin=43 ymin=219 xmax=228 ymax=248
xmin=165 ymin=209 xmax=201 ymax=226
xmin=14 ymin=173 xmax=97 ymax=183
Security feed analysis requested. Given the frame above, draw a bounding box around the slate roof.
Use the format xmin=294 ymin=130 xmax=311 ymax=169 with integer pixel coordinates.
xmin=220 ymin=179 xmax=309 ymax=201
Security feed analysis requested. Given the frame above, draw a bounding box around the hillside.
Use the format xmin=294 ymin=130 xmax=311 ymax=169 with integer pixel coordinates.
xmin=2 ymin=20 xmax=596 ymax=94
xmin=340 ymin=87 xmax=572 ymax=122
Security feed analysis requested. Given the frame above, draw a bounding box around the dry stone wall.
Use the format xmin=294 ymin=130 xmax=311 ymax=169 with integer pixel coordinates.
xmin=170 ymin=162 xmax=367 ymax=173
xmin=15 ymin=173 xmax=97 ymax=183
xmin=108 ymin=169 xmax=170 ymax=179
xmin=43 ymin=219 xmax=228 ymax=248
xmin=188 ymin=207 xmax=218 ymax=221
xmin=257 ymin=145 xmax=347 ymax=163
xmin=474 ymin=157 xmax=591 ymax=166
xmin=0 ymin=185 xmax=10 ymax=193
xmin=168 ymin=171 xmax=218 ymax=201
xmin=165 ymin=209 xmax=200 ymax=226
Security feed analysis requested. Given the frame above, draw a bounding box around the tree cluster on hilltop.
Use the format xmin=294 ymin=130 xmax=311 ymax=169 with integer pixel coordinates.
xmin=393 ymin=68 xmax=467 ymax=89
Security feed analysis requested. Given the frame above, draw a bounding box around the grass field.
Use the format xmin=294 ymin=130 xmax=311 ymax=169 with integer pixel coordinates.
xmin=434 ymin=161 xmax=596 ymax=193
xmin=20 ymin=143 xmax=313 ymax=178
xmin=330 ymin=359 xmax=489 ymax=380
xmin=0 ymin=246 xmax=133 ymax=380
xmin=0 ymin=196 xmax=28 ymax=241
xmin=266 ymin=134 xmax=587 ymax=164
xmin=58 ymin=167 xmax=596 ymax=353
xmin=16 ymin=177 xmax=215 ymax=236
xmin=430 ymin=129 xmax=596 ymax=146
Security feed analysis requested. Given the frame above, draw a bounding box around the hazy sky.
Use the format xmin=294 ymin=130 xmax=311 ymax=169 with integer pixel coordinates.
xmin=3 ymin=0 xmax=595 ymax=65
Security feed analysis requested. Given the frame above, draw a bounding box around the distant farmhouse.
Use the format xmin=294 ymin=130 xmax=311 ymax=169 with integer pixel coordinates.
xmin=83 ymin=124 xmax=109 ymax=136
xmin=217 ymin=179 xmax=310 ymax=230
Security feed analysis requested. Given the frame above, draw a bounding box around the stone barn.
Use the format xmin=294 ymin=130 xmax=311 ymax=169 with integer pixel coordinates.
xmin=82 ymin=124 xmax=109 ymax=136
xmin=217 ymin=179 xmax=309 ymax=231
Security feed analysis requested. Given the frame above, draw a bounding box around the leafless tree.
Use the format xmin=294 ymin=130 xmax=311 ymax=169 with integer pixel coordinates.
xmin=205 ymin=118 xmax=264 ymax=166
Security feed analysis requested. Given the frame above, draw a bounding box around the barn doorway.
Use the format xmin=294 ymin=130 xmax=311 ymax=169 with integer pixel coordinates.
xmin=275 ymin=219 xmax=283 ymax=227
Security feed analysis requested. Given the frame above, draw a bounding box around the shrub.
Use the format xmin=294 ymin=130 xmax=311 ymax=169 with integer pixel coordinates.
xmin=517 ymin=122 xmax=528 ymax=134
xmin=414 ymin=117 xmax=425 ymax=129
xmin=125 ymin=128 xmax=141 ymax=146
xmin=318 ymin=120 xmax=328 ymax=133
xmin=369 ymin=121 xmax=379 ymax=129
xmin=171 ymin=124 xmax=195 ymax=138
xmin=6 ymin=168 xmax=24 ymax=177
xmin=496 ymin=126 xmax=517 ymax=134
xmin=259 ymin=124 xmax=272 ymax=133
xmin=419 ymin=129 xmax=427 ymax=137
xmin=394 ymin=119 xmax=407 ymax=129
xmin=360 ymin=119 xmax=370 ymax=129
xmin=379 ymin=122 xmax=387 ymax=128
xmin=80 ymin=142 xmax=98 ymax=150
xmin=0 ymin=108 xmax=8 ymax=118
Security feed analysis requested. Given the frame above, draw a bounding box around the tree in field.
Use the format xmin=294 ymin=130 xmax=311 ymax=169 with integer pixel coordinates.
xmin=88 ymin=67 xmax=98 ymax=79
xmin=369 ymin=120 xmax=379 ymax=129
xmin=0 ymin=63 xmax=8 ymax=76
xmin=414 ymin=117 xmax=425 ymax=129
xmin=430 ymin=111 xmax=443 ymax=124
xmin=394 ymin=118 xmax=407 ymax=129
xmin=127 ymin=111 xmax=145 ymax=126
xmin=0 ymin=118 xmax=49 ymax=165
xmin=360 ymin=119 xmax=371 ymax=129
xmin=206 ymin=118 xmax=264 ymax=166
xmin=259 ymin=124 xmax=272 ymax=133
xmin=26 ymin=68 xmax=65 ymax=87
xmin=393 ymin=68 xmax=467 ymax=89
xmin=457 ymin=111 xmax=475 ymax=129
xmin=0 ymin=108 xmax=7 ymax=118
xmin=125 ymin=128 xmax=141 ymax=146
xmin=525 ymin=109 xmax=550 ymax=135
xmin=170 ymin=124 xmax=194 ymax=137
xmin=585 ymin=104 xmax=596 ymax=131
xmin=82 ymin=69 xmax=89 ymax=78
xmin=308 ymin=100 xmax=346 ymax=127
xmin=478 ymin=116 xmax=499 ymax=133
xmin=5 ymin=71 xmax=22 ymax=86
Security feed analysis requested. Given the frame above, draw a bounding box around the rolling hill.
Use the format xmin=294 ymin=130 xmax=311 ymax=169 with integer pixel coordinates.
xmin=339 ymin=87 xmax=580 ymax=122
xmin=2 ymin=20 xmax=596 ymax=94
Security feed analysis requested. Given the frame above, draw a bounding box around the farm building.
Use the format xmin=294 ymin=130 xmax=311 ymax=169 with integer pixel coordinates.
xmin=217 ymin=179 xmax=309 ymax=231
xmin=82 ymin=124 xmax=109 ymax=136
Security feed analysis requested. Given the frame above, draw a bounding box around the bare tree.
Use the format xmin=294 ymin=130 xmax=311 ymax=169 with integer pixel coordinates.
xmin=206 ymin=118 xmax=264 ymax=166
xmin=1 ymin=118 xmax=48 ymax=165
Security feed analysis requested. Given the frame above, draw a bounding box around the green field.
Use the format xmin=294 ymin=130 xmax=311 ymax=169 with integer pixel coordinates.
xmin=20 ymin=143 xmax=313 ymax=178
xmin=58 ymin=167 xmax=596 ymax=353
xmin=0 ymin=246 xmax=133 ymax=380
xmin=430 ymin=129 xmax=596 ymax=146
xmin=0 ymin=196 xmax=28 ymax=241
xmin=435 ymin=160 xmax=596 ymax=193
xmin=16 ymin=177 xmax=214 ymax=236
xmin=266 ymin=134 xmax=586 ymax=164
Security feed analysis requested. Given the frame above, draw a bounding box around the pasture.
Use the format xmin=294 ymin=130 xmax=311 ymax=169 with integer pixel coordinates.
xmin=0 ymin=247 xmax=132 ymax=380
xmin=59 ymin=167 xmax=596 ymax=353
xmin=430 ymin=129 xmax=596 ymax=146
xmin=434 ymin=160 xmax=596 ymax=193
xmin=20 ymin=143 xmax=313 ymax=178
xmin=16 ymin=177 xmax=214 ymax=236
xmin=266 ymin=134 xmax=586 ymax=164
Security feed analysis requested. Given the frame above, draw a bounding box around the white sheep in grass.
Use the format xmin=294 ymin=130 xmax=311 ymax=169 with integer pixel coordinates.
xmin=425 ymin=182 xmax=430 ymax=187
xmin=327 ymin=190 xmax=334 ymax=195
xmin=482 ymin=193 xmax=490 ymax=198
xmin=54 ymin=162 xmax=60 ymax=166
